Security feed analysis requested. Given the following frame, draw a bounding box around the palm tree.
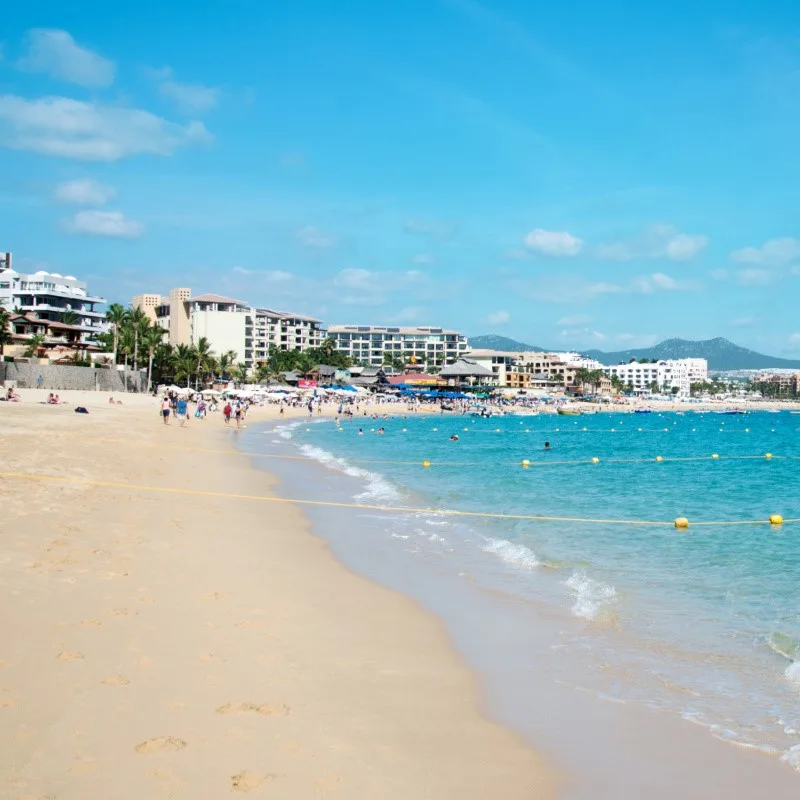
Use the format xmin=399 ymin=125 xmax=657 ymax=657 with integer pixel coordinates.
xmin=118 ymin=324 xmax=135 ymax=369
xmin=193 ymin=336 xmax=215 ymax=388
xmin=0 ymin=308 xmax=11 ymax=355
xmin=125 ymin=306 xmax=149 ymax=372
xmin=105 ymin=303 xmax=126 ymax=365
xmin=141 ymin=326 xmax=166 ymax=392
xmin=170 ymin=343 xmax=199 ymax=387
xmin=24 ymin=333 xmax=46 ymax=358
xmin=217 ymin=349 xmax=239 ymax=380
xmin=382 ymin=352 xmax=405 ymax=373
xmin=60 ymin=309 xmax=80 ymax=326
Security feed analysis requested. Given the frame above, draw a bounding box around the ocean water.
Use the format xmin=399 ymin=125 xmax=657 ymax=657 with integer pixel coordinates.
xmin=243 ymin=410 xmax=800 ymax=791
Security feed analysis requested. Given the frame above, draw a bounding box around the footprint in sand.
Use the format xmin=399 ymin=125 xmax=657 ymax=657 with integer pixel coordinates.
xmin=231 ymin=772 xmax=276 ymax=793
xmin=134 ymin=736 xmax=187 ymax=754
xmin=202 ymin=592 xmax=225 ymax=601
xmin=216 ymin=702 xmax=290 ymax=717
xmin=56 ymin=651 xmax=84 ymax=662
xmin=109 ymin=608 xmax=136 ymax=617
xmin=234 ymin=620 xmax=265 ymax=630
xmin=102 ymin=674 xmax=130 ymax=686
xmin=80 ymin=619 xmax=102 ymax=627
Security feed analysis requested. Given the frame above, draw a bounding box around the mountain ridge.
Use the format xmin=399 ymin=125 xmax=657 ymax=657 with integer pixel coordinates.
xmin=468 ymin=335 xmax=800 ymax=371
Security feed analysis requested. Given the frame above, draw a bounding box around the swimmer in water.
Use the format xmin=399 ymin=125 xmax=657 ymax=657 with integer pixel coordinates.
xmin=358 ymin=428 xmax=364 ymax=435
xmin=450 ymin=434 xmax=459 ymax=442
xmin=544 ymin=441 xmax=551 ymax=451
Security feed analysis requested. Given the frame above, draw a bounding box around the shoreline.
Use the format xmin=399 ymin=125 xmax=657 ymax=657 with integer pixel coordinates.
xmin=254 ymin=411 xmax=800 ymax=799
xmin=0 ymin=394 xmax=558 ymax=799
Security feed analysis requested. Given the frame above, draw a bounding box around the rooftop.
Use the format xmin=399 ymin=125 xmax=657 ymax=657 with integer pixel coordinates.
xmin=439 ymin=358 xmax=495 ymax=378
xmin=328 ymin=324 xmax=463 ymax=335
xmin=255 ymin=308 xmax=322 ymax=323
xmin=189 ymin=293 xmax=249 ymax=307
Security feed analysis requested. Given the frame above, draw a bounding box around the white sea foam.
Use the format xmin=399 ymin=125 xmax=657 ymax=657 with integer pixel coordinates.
xmin=781 ymin=743 xmax=800 ymax=771
xmin=565 ymin=570 xmax=617 ymax=620
xmin=785 ymin=661 xmax=800 ymax=685
xmin=482 ymin=538 xmax=539 ymax=568
xmin=298 ymin=444 xmax=402 ymax=504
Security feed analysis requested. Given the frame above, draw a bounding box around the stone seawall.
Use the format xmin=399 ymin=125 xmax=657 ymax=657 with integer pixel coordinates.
xmin=0 ymin=362 xmax=147 ymax=392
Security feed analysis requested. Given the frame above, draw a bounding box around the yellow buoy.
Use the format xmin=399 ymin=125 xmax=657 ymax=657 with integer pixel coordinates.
xmin=664 ymin=428 xmax=669 ymax=432
xmin=422 ymin=460 xmax=431 ymax=468
xmin=433 ymin=427 xmax=438 ymax=432
xmin=765 ymin=453 xmax=773 ymax=460
xmin=770 ymin=514 xmax=784 ymax=526
xmin=674 ymin=517 xmax=689 ymax=529
xmin=656 ymin=456 xmax=663 ymax=462
xmin=745 ymin=428 xmax=750 ymax=433
xmin=582 ymin=427 xmax=588 ymax=432
xmin=521 ymin=459 xmax=531 ymax=468
xmin=495 ymin=428 xmax=501 ymax=433
xmin=592 ymin=457 xmax=600 ymax=464
xmin=712 ymin=453 xmax=719 ymax=460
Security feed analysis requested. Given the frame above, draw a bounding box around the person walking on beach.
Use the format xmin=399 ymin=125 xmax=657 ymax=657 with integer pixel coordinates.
xmin=223 ymin=401 xmax=232 ymax=424
xmin=161 ymin=396 xmax=171 ymax=425
xmin=176 ymin=396 xmax=189 ymax=428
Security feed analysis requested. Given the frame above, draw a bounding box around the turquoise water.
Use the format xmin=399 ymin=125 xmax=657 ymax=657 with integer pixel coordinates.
xmin=262 ymin=410 xmax=800 ymax=770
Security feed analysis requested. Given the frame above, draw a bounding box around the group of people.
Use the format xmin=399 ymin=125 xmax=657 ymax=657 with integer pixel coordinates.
xmin=159 ymin=390 xmax=249 ymax=429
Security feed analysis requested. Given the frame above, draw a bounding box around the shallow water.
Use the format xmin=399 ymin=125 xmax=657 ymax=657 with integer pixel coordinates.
xmin=243 ymin=410 xmax=800 ymax=794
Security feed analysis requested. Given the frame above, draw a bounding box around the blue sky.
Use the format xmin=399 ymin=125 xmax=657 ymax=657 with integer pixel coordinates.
xmin=2 ymin=1 xmax=800 ymax=354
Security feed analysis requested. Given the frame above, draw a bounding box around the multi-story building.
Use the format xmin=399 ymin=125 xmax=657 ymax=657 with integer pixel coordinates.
xmin=326 ymin=325 xmax=469 ymax=368
xmin=0 ymin=255 xmax=107 ymax=345
xmin=134 ymin=288 xmax=325 ymax=368
xmin=250 ymin=309 xmax=325 ymax=363
xmin=603 ymin=359 xmax=707 ymax=397
xmin=468 ymin=349 xmax=606 ymax=389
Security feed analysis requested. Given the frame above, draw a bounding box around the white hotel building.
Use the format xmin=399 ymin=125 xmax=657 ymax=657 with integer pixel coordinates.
xmin=134 ymin=288 xmax=325 ymax=368
xmin=326 ymin=325 xmax=470 ymax=368
xmin=603 ymin=359 xmax=708 ymax=397
xmin=0 ymin=253 xmax=107 ymax=345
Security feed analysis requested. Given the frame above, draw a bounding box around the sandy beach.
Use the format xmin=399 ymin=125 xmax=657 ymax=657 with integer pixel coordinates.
xmin=0 ymin=391 xmax=557 ymax=799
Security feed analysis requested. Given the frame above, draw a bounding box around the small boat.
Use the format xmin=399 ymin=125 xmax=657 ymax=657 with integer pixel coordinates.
xmin=715 ymin=409 xmax=747 ymax=415
xmin=557 ymin=407 xmax=581 ymax=416
xmin=634 ymin=409 xmax=652 ymax=414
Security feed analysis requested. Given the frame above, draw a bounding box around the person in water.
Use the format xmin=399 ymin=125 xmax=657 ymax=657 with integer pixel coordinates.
xmin=450 ymin=434 xmax=459 ymax=441
xmin=544 ymin=441 xmax=551 ymax=451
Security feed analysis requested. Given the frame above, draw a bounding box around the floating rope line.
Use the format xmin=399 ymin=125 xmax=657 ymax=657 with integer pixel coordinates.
xmin=0 ymin=471 xmax=795 ymax=529
xmin=26 ymin=436 xmax=792 ymax=470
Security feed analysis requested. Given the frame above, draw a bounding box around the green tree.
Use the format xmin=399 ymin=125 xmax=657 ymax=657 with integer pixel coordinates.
xmin=0 ymin=308 xmax=12 ymax=355
xmin=125 ymin=306 xmax=149 ymax=372
xmin=609 ymin=374 xmax=624 ymax=392
xmin=141 ymin=326 xmax=166 ymax=392
xmin=60 ymin=309 xmax=80 ymax=326
xmin=193 ymin=336 xmax=216 ymax=387
xmin=24 ymin=333 xmax=46 ymax=358
xmin=217 ymin=349 xmax=239 ymax=380
xmin=170 ymin=343 xmax=199 ymax=387
xmin=382 ymin=352 xmax=405 ymax=372
xmin=105 ymin=303 xmax=127 ymax=365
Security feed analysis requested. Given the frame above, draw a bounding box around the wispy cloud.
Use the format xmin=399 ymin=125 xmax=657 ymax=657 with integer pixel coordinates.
xmin=296 ymin=225 xmax=337 ymax=248
xmin=412 ymin=253 xmax=435 ymax=265
xmin=510 ymin=271 xmax=692 ymax=303
xmin=0 ymin=95 xmax=211 ymax=161
xmin=597 ymin=224 xmax=708 ymax=262
xmin=484 ymin=310 xmax=510 ymax=325
xmin=557 ymin=314 xmax=590 ymax=326
xmin=730 ymin=237 xmax=800 ymax=267
xmin=16 ymin=29 xmax=115 ymax=88
xmin=54 ymin=178 xmax=116 ymax=206
xmin=736 ymin=268 xmax=771 ymax=286
xmin=66 ymin=210 xmax=143 ymax=238
xmin=524 ymin=228 xmax=583 ymax=256
xmin=149 ymin=66 xmax=220 ymax=114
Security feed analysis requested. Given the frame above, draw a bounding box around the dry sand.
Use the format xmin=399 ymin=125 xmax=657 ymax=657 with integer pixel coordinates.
xmin=0 ymin=392 xmax=557 ymax=799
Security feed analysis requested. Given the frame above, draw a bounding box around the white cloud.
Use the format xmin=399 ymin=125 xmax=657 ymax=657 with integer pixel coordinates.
xmin=736 ymin=268 xmax=771 ymax=286
xmin=597 ymin=224 xmax=708 ymax=262
xmin=485 ymin=310 xmax=510 ymax=325
xmin=558 ymin=327 xmax=606 ymax=342
xmin=54 ymin=178 xmax=115 ymax=205
xmin=511 ymin=271 xmax=690 ymax=303
xmin=389 ymin=306 xmax=427 ymax=323
xmin=730 ymin=237 xmax=800 ymax=266
xmin=557 ymin=314 xmax=590 ymax=326
xmin=708 ymin=268 xmax=729 ymax=281
xmin=0 ymin=94 xmax=211 ymax=161
xmin=150 ymin=66 xmax=219 ymax=114
xmin=232 ymin=266 xmax=294 ymax=282
xmin=17 ymin=29 xmax=115 ymax=88
xmin=732 ymin=316 xmax=757 ymax=327
xmin=67 ymin=210 xmax=143 ymax=238
xmin=412 ymin=253 xmax=435 ymax=265
xmin=524 ymin=228 xmax=583 ymax=256
xmin=297 ymin=225 xmax=337 ymax=248
xmin=334 ymin=268 xmax=374 ymax=290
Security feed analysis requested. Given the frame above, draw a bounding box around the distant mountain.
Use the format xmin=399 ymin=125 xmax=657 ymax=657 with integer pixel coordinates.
xmin=468 ymin=334 xmax=544 ymax=351
xmin=468 ymin=334 xmax=800 ymax=370
xmin=583 ymin=338 xmax=800 ymax=371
